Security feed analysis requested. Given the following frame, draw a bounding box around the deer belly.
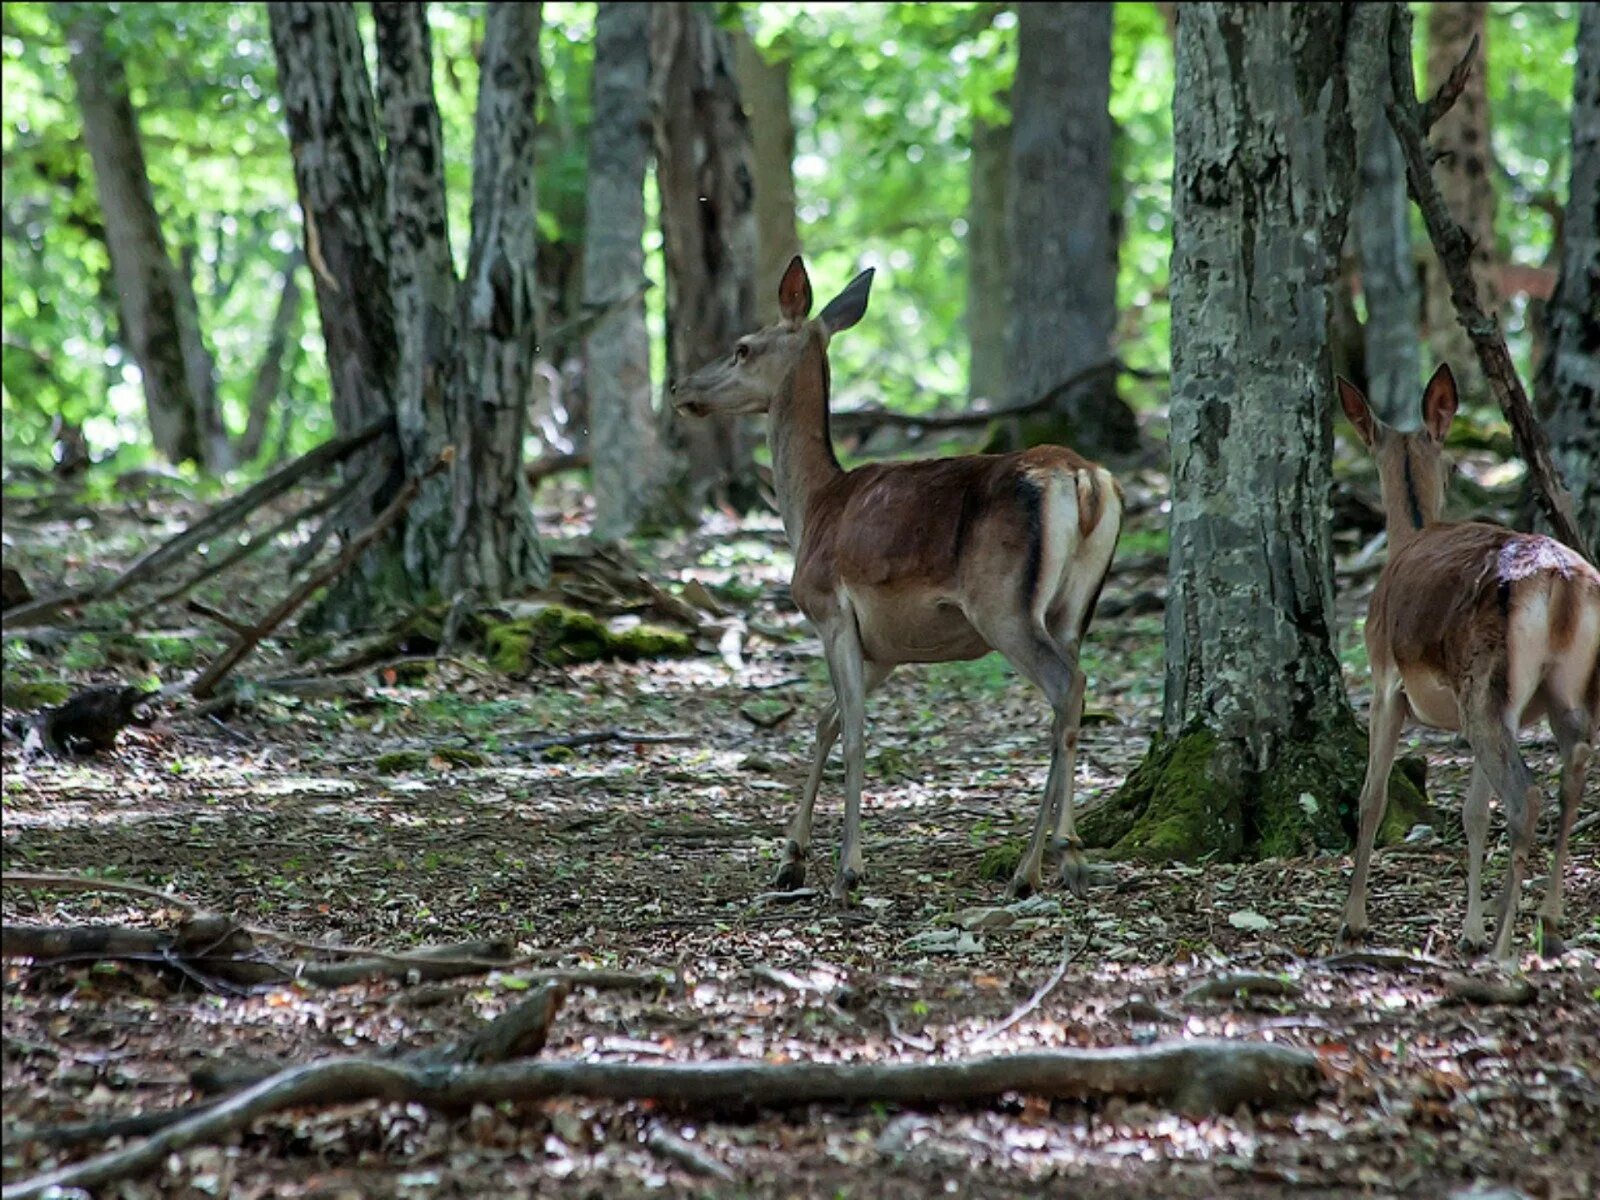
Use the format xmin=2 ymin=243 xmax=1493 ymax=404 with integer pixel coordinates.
xmin=848 ymin=589 xmax=989 ymax=665
xmin=1401 ymin=668 xmax=1462 ymax=730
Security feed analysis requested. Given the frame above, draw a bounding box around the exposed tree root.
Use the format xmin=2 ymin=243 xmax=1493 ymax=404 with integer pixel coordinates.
xmin=3 ymin=1037 xmax=1318 ymax=1198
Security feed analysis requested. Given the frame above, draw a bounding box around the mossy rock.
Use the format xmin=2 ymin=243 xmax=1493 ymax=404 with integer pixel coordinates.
xmin=1 ymin=680 xmax=73 ymax=711
xmin=374 ymin=750 xmax=430 ymax=774
xmin=485 ymin=606 xmax=693 ymax=673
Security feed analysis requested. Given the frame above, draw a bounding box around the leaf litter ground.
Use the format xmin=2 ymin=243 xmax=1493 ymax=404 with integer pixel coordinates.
xmin=2 ymin=478 xmax=1597 ymax=1198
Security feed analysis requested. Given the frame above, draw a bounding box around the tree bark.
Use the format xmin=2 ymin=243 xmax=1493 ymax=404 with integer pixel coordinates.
xmin=1353 ymin=62 xmax=1421 ymax=422
xmin=58 ymin=3 xmax=225 ymax=471
xmin=449 ymin=1 xmax=549 ymax=595
xmin=1086 ymin=3 xmax=1429 ymax=863
xmin=651 ymin=1 xmax=759 ymax=513
xmin=1002 ymin=2 xmax=1137 ymax=459
xmin=967 ymin=116 xmax=1010 ymax=405
xmin=1535 ymin=6 xmax=1600 ymax=560
xmin=731 ymin=28 xmax=801 ymax=326
xmin=238 ymin=252 xmax=303 ymax=462
xmin=1423 ymin=2 xmax=1496 ymax=403
xmin=585 ymin=2 xmax=666 ymax=541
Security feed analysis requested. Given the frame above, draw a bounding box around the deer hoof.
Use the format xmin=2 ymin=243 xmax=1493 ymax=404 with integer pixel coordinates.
xmin=773 ymin=857 xmax=807 ymax=891
xmin=1059 ymin=850 xmax=1089 ymax=900
xmin=1457 ymin=931 xmax=1488 ymax=958
xmin=830 ymin=868 xmax=861 ymax=906
xmin=1006 ymin=874 xmax=1037 ymax=902
xmin=1537 ymin=916 xmax=1566 ymax=958
xmin=1336 ymin=920 xmax=1368 ymax=947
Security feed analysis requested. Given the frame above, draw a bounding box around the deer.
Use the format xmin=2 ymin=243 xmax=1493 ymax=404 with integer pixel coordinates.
xmin=672 ymin=256 xmax=1123 ymax=905
xmin=1336 ymin=364 xmax=1599 ymax=961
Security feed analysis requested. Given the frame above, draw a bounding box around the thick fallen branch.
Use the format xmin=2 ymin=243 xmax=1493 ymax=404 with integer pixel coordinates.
xmin=1 ymin=418 xmax=392 ymax=629
xmin=1384 ymin=9 xmax=1587 ymax=556
xmin=3 ymin=1039 xmax=1318 ymax=1197
xmin=190 ymin=448 xmax=453 ymax=699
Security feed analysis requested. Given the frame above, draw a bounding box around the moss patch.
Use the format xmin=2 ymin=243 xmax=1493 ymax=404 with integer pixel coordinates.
xmin=434 ymin=747 xmax=485 ymax=768
xmin=374 ymin=750 xmax=430 ymax=774
xmin=1083 ymin=730 xmax=1247 ymax=863
xmin=485 ymin=606 xmax=692 ymax=674
xmin=1 ymin=680 xmax=73 ymax=711
xmin=977 ymin=840 xmax=1026 ymax=883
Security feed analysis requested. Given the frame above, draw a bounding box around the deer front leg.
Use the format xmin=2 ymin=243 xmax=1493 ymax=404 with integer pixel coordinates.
xmin=1536 ymin=707 xmax=1591 ymax=956
xmin=1459 ymin=764 xmax=1492 ymax=954
xmin=1339 ymin=680 xmax=1406 ymax=945
xmin=820 ymin=619 xmax=869 ymax=906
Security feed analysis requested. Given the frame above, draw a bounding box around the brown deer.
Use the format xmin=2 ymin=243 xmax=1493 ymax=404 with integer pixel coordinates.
xmin=1337 ymin=365 xmax=1599 ymax=960
xmin=672 ymin=257 xmax=1123 ymax=904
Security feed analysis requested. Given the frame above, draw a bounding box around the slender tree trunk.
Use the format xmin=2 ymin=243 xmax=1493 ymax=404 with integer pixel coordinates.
xmin=449 ymin=1 xmax=549 ymax=594
xmin=1353 ymin=68 xmax=1421 ymax=423
xmin=1002 ymin=2 xmax=1137 ymax=459
xmin=651 ymin=1 xmax=759 ymax=513
xmin=1086 ymin=3 xmax=1428 ymax=863
xmin=967 ymin=116 xmax=1010 ymax=405
xmin=238 ymin=252 xmax=304 ymax=463
xmin=59 ymin=3 xmax=225 ymax=471
xmin=1423 ymin=2 xmax=1497 ymax=403
xmin=731 ymin=28 xmax=801 ymax=326
xmin=584 ymin=2 xmax=665 ymax=541
xmin=1536 ymin=6 xmax=1600 ymax=560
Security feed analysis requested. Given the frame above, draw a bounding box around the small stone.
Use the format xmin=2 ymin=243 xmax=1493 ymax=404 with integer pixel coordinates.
xmin=1227 ymin=909 xmax=1272 ymax=932
xmin=955 ymin=906 xmax=1016 ymax=932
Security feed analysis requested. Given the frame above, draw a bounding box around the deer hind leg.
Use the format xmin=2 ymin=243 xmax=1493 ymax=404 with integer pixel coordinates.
xmin=1538 ymin=704 xmax=1593 ymax=955
xmin=775 ymin=662 xmax=891 ymax=891
xmin=1339 ymin=679 xmax=1407 ymax=945
xmin=819 ymin=617 xmax=870 ymax=905
xmin=1459 ymin=764 xmax=1493 ymax=954
xmin=1463 ymin=711 xmax=1540 ymax=963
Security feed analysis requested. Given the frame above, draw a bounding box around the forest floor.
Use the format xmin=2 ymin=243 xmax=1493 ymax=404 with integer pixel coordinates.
xmin=2 ymin=466 xmax=1597 ymax=1199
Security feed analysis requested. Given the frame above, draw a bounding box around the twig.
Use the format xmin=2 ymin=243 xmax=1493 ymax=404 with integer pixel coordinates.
xmin=1383 ymin=8 xmax=1588 ymax=556
xmin=2 ymin=872 xmax=200 ymax=915
xmin=500 ymin=729 xmax=698 ymax=755
xmin=1317 ymin=949 xmax=1449 ymax=972
xmin=1 ymin=1040 xmax=1320 ymax=1197
xmin=184 ymin=600 xmax=254 ymax=638
xmin=969 ymin=928 xmax=1088 ymax=1047
xmin=644 ymin=1122 xmax=736 ymax=1181
xmin=190 ymin=449 xmax=453 ymax=699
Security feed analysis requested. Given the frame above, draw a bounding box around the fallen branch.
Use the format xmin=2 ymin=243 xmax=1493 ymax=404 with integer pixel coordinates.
xmin=1 ymin=418 xmax=392 ymax=629
xmin=1384 ymin=9 xmax=1587 ymax=556
xmin=3 ymin=1039 xmax=1319 ymax=1197
xmin=1317 ymin=949 xmax=1449 ymax=972
xmin=190 ymin=448 xmax=453 ymax=699
xmin=501 ymin=729 xmax=698 ymax=755
xmin=969 ymin=929 xmax=1088 ymax=1047
xmin=526 ymin=451 xmax=591 ymax=487
xmin=184 ymin=599 xmax=254 ymax=638
xmin=1182 ymin=973 xmax=1303 ymax=1004
xmin=2 ymin=872 xmax=199 ymax=915
xmin=644 ymin=1121 xmax=736 ymax=1181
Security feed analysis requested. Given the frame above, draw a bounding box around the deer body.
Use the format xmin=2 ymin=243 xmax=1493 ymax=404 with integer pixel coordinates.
xmin=675 ymin=258 xmax=1122 ymax=902
xmin=1338 ymin=366 xmax=1599 ymax=960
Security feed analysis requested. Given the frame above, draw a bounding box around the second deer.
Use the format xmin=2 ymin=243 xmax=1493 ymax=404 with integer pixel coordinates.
xmin=1337 ymin=365 xmax=1598 ymax=960
xmin=673 ymin=258 xmax=1123 ymax=904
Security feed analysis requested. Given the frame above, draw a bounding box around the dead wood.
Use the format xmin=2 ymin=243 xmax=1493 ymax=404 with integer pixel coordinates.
xmin=1439 ymin=974 xmax=1536 ymax=1007
xmin=183 ymin=599 xmax=254 ymax=638
xmin=190 ymin=448 xmax=453 ymax=699
xmin=1182 ymin=973 xmax=1304 ymax=1004
xmin=2 ymin=872 xmax=199 ymax=914
xmin=1 ymin=417 xmax=392 ymax=629
xmin=1318 ymin=949 xmax=1450 ymax=972
xmin=1383 ymin=9 xmax=1588 ymax=556
xmin=644 ymin=1121 xmax=736 ymax=1181
xmin=500 ymin=729 xmax=698 ymax=755
xmin=969 ymin=930 xmax=1088 ymax=1046
xmin=526 ymin=451 xmax=591 ymax=487
xmin=3 ymin=1038 xmax=1319 ymax=1197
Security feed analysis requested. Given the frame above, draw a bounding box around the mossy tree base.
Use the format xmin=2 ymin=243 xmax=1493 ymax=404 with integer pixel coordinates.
xmin=1082 ymin=715 xmax=1433 ymax=864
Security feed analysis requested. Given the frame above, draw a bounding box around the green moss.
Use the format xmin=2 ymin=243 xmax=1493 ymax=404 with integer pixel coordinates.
xmin=485 ymin=606 xmax=693 ymax=674
xmin=434 ymin=747 xmax=485 ymax=768
xmin=978 ymin=840 xmax=1026 ymax=882
xmin=374 ymin=750 xmax=430 ymax=774
xmin=1092 ymin=730 xmax=1247 ymax=863
xmin=62 ymin=634 xmax=107 ymax=671
xmin=1 ymin=680 xmax=72 ymax=711
xmin=542 ymin=745 xmax=576 ymax=763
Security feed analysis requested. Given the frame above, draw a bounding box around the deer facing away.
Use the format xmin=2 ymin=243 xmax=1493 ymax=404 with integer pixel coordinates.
xmin=1337 ymin=365 xmax=1599 ymax=960
xmin=673 ymin=257 xmax=1123 ymax=903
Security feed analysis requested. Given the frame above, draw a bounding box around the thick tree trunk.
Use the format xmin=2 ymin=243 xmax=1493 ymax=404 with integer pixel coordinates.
xmin=731 ymin=28 xmax=801 ymax=326
xmin=1423 ymin=2 xmax=1497 ymax=403
xmin=1086 ymin=3 xmax=1429 ymax=863
xmin=967 ymin=117 xmax=1010 ymax=405
xmin=651 ymin=1 xmax=759 ymax=513
xmin=1002 ymin=2 xmax=1137 ymax=459
xmin=584 ymin=2 xmax=665 ymax=541
xmin=1354 ymin=70 xmax=1421 ymax=423
xmin=1536 ymin=7 xmax=1600 ymax=560
xmin=59 ymin=3 xmax=225 ymax=471
xmin=448 ymin=1 xmax=549 ymax=595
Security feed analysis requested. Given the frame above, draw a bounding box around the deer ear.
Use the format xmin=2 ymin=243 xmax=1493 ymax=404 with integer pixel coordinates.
xmin=1336 ymin=376 xmax=1379 ymax=447
xmin=818 ymin=268 xmax=874 ymax=335
xmin=778 ymin=256 xmax=812 ymax=323
xmin=1421 ymin=363 xmax=1459 ymax=442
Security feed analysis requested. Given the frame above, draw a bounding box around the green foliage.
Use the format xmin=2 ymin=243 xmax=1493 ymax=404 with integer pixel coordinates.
xmin=485 ymin=606 xmax=692 ymax=673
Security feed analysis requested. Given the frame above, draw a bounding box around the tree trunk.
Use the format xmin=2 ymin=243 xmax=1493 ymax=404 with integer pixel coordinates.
xmin=1001 ymin=2 xmax=1137 ymax=460
xmin=967 ymin=117 xmax=1010 ymax=405
xmin=1085 ymin=3 xmax=1429 ymax=864
xmin=238 ymin=252 xmax=304 ymax=463
xmin=448 ymin=1 xmax=549 ymax=595
xmin=731 ymin=28 xmax=801 ymax=326
xmin=1423 ymin=2 xmax=1497 ymax=404
xmin=584 ymin=2 xmax=665 ymax=541
xmin=1353 ymin=69 xmax=1421 ymax=423
xmin=59 ymin=3 xmax=225 ymax=471
xmin=651 ymin=1 xmax=759 ymax=514
xmin=1536 ymin=6 xmax=1600 ymax=560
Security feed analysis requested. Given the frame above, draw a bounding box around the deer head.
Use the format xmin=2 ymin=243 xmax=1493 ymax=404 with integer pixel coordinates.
xmin=1337 ymin=363 xmax=1461 ymax=538
xmin=671 ymin=256 xmax=874 ymax=418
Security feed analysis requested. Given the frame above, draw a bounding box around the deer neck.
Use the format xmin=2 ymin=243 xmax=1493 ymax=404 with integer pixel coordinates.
xmin=767 ymin=331 xmax=843 ymax=551
xmin=1380 ymin=445 xmax=1442 ymax=554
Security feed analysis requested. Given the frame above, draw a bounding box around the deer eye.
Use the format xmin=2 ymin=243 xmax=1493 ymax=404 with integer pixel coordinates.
xmin=734 ymin=344 xmax=750 ymax=363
